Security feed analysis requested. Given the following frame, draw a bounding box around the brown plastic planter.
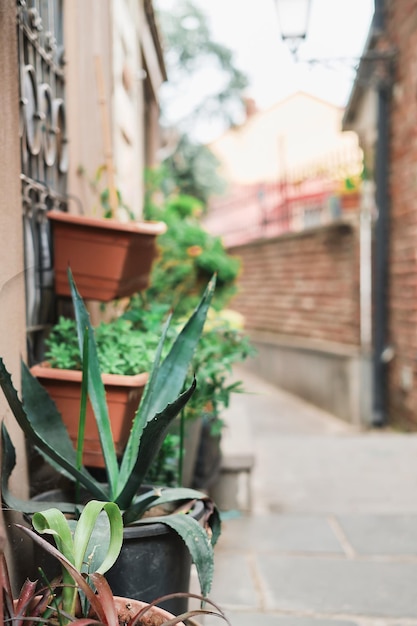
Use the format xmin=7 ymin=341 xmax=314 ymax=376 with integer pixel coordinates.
xmin=47 ymin=211 xmax=166 ymax=301
xmin=30 ymin=364 xmax=148 ymax=468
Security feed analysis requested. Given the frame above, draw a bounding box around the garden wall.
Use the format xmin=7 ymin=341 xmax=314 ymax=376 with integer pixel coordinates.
xmin=228 ymin=221 xmax=372 ymax=425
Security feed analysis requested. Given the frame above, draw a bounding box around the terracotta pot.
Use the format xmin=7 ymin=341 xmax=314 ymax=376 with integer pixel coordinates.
xmin=113 ymin=596 xmax=186 ymax=625
xmin=14 ymin=596 xmax=185 ymax=626
xmin=340 ymin=191 xmax=360 ymax=210
xmin=47 ymin=210 xmax=166 ymax=302
xmin=30 ymin=363 xmax=148 ymax=468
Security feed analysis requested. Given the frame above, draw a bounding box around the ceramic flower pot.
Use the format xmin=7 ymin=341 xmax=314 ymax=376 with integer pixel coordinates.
xmin=30 ymin=363 xmax=148 ymax=468
xmin=47 ymin=211 xmax=166 ymax=302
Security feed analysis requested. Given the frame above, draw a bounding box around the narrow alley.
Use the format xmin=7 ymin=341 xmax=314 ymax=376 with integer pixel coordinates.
xmin=205 ymin=367 xmax=417 ymax=625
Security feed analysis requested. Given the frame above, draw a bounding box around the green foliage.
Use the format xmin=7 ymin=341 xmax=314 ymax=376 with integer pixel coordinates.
xmin=0 ymin=270 xmax=219 ymax=597
xmin=163 ymin=135 xmax=226 ymax=205
xmin=45 ymin=317 xmax=159 ymax=376
xmin=155 ymin=0 xmax=248 ymax=202
xmin=77 ymin=164 xmax=134 ymax=220
xmin=156 ymin=0 xmax=249 ymax=132
xmin=31 ymin=501 xmax=123 ymax=616
xmin=145 ymin=433 xmax=181 ymax=486
xmin=3 ymin=525 xmax=232 ymax=624
xmin=184 ymin=311 xmax=257 ymax=432
xmin=143 ymin=191 xmax=240 ymax=315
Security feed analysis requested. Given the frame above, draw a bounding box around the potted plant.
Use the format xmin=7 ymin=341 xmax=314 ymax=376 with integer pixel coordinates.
xmin=47 ymin=210 xmax=167 ymax=302
xmin=31 ymin=316 xmax=160 ymax=468
xmin=0 ymin=269 xmax=220 ymax=615
xmin=185 ymin=309 xmax=256 ymax=490
xmin=3 ymin=500 xmax=230 ymax=625
xmin=121 ymin=303 xmax=256 ymax=489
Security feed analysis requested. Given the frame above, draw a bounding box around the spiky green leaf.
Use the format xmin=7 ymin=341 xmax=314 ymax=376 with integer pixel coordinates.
xmin=116 ymin=379 xmax=196 ymax=511
xmin=0 ymin=358 xmax=107 ymax=501
xmin=69 ymin=268 xmax=119 ymax=497
xmin=138 ymin=513 xmax=214 ymax=596
xmin=119 ymin=275 xmax=215 ymax=487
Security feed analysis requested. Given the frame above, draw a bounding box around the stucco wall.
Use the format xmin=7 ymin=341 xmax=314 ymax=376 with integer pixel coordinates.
xmin=209 ymin=92 xmax=360 ymax=185
xmin=0 ymin=0 xmax=29 ymax=495
xmin=64 ymin=0 xmax=148 ymax=218
xmin=0 ymin=1 xmax=31 ymax=570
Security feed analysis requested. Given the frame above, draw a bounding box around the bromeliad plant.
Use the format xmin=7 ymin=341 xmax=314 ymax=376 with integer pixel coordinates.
xmin=2 ymin=499 xmax=124 ymax=625
xmin=0 ymin=268 xmax=219 ymax=596
xmin=30 ymin=500 xmax=124 ymax=619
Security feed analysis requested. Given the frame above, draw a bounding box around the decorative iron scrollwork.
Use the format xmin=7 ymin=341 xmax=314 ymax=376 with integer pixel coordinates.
xmin=17 ymin=0 xmax=67 ymax=363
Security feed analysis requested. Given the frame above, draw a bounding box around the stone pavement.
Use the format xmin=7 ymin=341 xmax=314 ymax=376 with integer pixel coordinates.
xmin=202 ymin=366 xmax=417 ymax=626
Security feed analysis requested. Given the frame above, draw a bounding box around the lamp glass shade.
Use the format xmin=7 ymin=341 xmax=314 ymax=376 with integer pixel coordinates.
xmin=276 ymin=0 xmax=311 ymax=40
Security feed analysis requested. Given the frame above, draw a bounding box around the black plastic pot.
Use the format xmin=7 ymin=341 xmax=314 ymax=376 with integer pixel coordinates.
xmin=106 ymin=506 xmax=204 ymax=615
xmin=193 ymin=415 xmax=222 ymax=490
xmin=28 ymin=488 xmax=205 ymax=615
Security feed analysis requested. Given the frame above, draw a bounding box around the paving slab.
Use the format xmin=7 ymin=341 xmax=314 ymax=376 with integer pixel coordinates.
xmin=216 ymin=513 xmax=344 ymax=554
xmin=256 ymin=555 xmax=417 ymax=617
xmin=336 ymin=514 xmax=417 ymax=555
xmin=208 ymin=551 xmax=260 ymax=610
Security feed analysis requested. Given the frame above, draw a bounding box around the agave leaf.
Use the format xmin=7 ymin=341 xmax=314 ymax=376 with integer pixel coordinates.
xmin=117 ymin=313 xmax=173 ymax=483
xmin=138 ymin=513 xmax=214 ymax=597
xmin=115 ymin=379 xmax=196 ymax=511
xmin=119 ymin=275 xmax=216 ymax=483
xmin=0 ymin=358 xmax=107 ymax=501
xmin=68 ymin=268 xmax=119 ymax=498
xmin=120 ymin=489 xmax=163 ymax=525
xmin=207 ymin=503 xmax=222 ymax=547
xmin=1 ymin=423 xmax=83 ymax=515
xmin=124 ymin=486 xmax=211 ymax=526
xmin=135 ymin=487 xmax=222 ymax=547
xmin=141 ymin=486 xmax=212 ymax=508
xmin=21 ymin=361 xmax=108 ymax=499
xmin=76 ymin=328 xmax=90 ymax=473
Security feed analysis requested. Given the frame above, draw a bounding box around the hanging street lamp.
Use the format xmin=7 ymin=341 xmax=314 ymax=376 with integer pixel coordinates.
xmin=275 ymin=0 xmax=312 ymax=58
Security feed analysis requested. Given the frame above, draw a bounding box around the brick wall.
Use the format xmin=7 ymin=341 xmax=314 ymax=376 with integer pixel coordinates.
xmin=229 ymin=222 xmax=361 ymax=347
xmin=386 ymin=0 xmax=417 ymax=426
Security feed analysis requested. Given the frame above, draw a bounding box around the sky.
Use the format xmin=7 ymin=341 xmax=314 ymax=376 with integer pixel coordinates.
xmin=158 ymin=0 xmax=375 ymax=142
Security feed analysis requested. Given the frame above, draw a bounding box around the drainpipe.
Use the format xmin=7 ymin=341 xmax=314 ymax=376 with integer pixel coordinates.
xmin=372 ymin=0 xmax=391 ymax=426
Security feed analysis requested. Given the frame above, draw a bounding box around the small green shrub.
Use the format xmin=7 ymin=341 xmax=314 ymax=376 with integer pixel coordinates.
xmin=45 ymin=317 xmax=160 ymax=375
xmin=144 ymin=191 xmax=241 ymax=314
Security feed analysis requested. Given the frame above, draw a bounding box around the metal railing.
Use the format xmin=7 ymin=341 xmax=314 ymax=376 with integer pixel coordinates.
xmin=205 ymin=149 xmax=363 ymax=247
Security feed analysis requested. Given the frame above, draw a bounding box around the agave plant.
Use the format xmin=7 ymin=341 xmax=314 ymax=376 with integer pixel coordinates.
xmin=0 ymin=268 xmax=220 ymax=596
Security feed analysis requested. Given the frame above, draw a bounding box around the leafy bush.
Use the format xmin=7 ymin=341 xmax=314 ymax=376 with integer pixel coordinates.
xmin=144 ymin=192 xmax=240 ymax=314
xmin=45 ymin=317 xmax=160 ymax=376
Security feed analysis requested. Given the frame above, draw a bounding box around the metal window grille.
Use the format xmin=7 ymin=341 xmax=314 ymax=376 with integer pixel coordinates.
xmin=17 ymin=0 xmax=68 ymax=364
